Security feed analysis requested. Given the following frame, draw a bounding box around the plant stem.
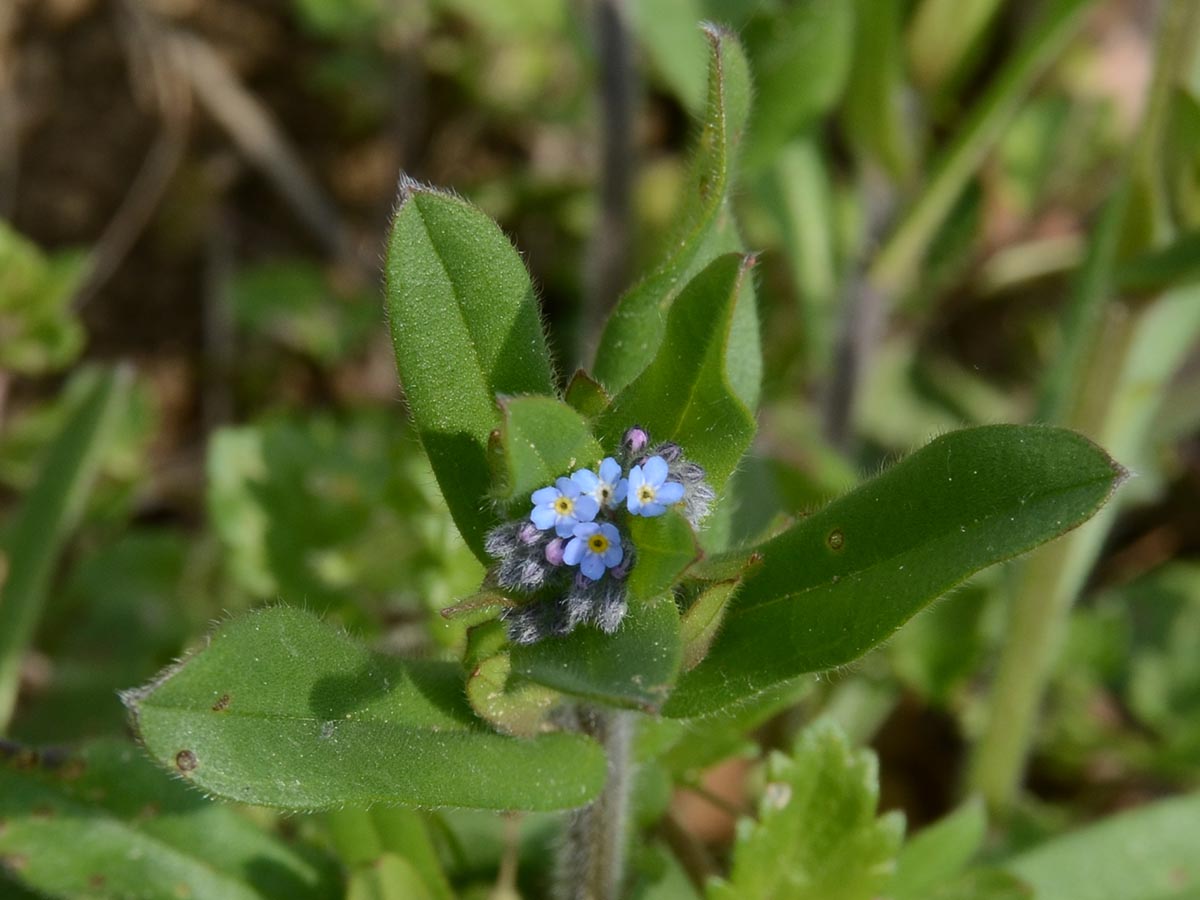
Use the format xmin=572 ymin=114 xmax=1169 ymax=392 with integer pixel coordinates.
xmin=583 ymin=0 xmax=636 ymax=355
xmin=554 ymin=708 xmax=634 ymax=900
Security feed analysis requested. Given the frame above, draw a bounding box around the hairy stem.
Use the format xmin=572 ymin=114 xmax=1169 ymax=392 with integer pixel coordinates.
xmin=555 ymin=708 xmax=634 ymax=900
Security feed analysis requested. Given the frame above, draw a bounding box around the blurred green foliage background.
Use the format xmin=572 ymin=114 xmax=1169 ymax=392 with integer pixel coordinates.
xmin=0 ymin=0 xmax=1198 ymax=897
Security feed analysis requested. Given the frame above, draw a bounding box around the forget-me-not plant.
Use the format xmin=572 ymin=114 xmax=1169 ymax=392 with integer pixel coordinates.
xmin=485 ymin=425 xmax=714 ymax=643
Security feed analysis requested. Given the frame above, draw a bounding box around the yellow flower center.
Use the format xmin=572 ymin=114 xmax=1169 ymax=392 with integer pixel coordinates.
xmin=637 ymin=484 xmax=656 ymax=504
xmin=588 ymin=533 xmax=610 ymax=554
xmin=554 ymin=496 xmax=575 ymax=515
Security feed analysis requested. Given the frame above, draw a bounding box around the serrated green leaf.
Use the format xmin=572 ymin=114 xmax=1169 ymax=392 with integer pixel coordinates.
xmin=707 ymin=722 xmax=903 ymax=900
xmin=626 ymin=510 xmax=702 ymax=604
xmin=743 ymin=0 xmax=854 ymax=170
xmin=0 ymin=367 xmax=130 ymax=729
xmin=891 ymin=798 xmax=987 ymax=900
xmin=598 ymin=253 xmax=757 ymax=491
xmin=496 ymin=395 xmax=604 ymax=503
xmin=385 ymin=180 xmax=555 ymax=561
xmin=593 ymin=25 xmax=757 ymax=406
xmin=666 ymin=425 xmax=1124 ymax=717
xmin=1006 ymin=791 xmax=1200 ymax=900
xmin=123 ymin=607 xmax=605 ymax=811
xmin=510 ymin=595 xmax=682 ymax=711
xmin=0 ymin=739 xmax=337 ymax=900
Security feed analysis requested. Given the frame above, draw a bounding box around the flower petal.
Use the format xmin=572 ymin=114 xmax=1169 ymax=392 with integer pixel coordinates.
xmin=611 ymin=478 xmax=628 ymax=503
xmin=563 ymin=537 xmax=585 ymax=566
xmin=572 ymin=522 xmax=599 ymax=539
xmin=555 ymin=515 xmax=578 ymax=538
xmin=640 ymin=502 xmax=666 ymax=517
xmin=571 ymin=468 xmax=599 ymax=491
xmin=580 ymin=554 xmax=605 ymax=581
xmin=574 ymin=495 xmax=600 ymax=522
xmin=657 ymin=481 xmax=685 ymax=505
xmin=530 ymin=506 xmax=557 ymax=529
xmin=599 ymin=457 xmax=622 ymax=484
xmin=531 ymin=486 xmax=559 ymax=505
xmin=643 ymin=455 xmax=669 ymax=485
xmin=602 ymin=543 xmax=623 ymax=568
xmin=628 ymin=465 xmax=644 ymax=490
xmin=556 ymin=476 xmax=581 ymax=498
xmin=599 ymin=522 xmax=621 ymax=543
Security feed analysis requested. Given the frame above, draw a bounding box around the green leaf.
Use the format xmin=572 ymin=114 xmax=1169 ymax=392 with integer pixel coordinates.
xmin=232 ymin=259 xmax=376 ymax=365
xmin=627 ymin=0 xmax=708 ymax=112
xmin=347 ymin=854 xmax=434 ymax=900
xmin=466 ymin=653 xmax=562 ymax=737
xmin=0 ymin=739 xmax=336 ymax=900
xmin=1006 ymin=791 xmax=1200 ymax=900
xmin=510 ymin=596 xmax=682 ymax=711
xmin=496 ymin=395 xmax=604 ymax=503
xmin=385 ymin=179 xmax=555 ymax=561
xmin=868 ymin=0 xmax=1092 ymax=299
xmin=206 ymin=412 xmax=482 ymax=617
xmin=743 ymin=0 xmax=854 ymax=170
xmin=327 ymin=807 xmax=453 ymax=900
xmin=0 ymin=367 xmax=130 ymax=729
xmin=598 ymin=253 xmax=757 ymax=491
xmin=891 ymin=799 xmax=987 ymax=900
xmin=593 ymin=25 xmax=756 ymax=404
xmin=123 ymin=607 xmax=605 ymax=811
xmin=840 ymin=0 xmax=914 ymax=180
xmin=906 ymin=0 xmax=1004 ymax=96
xmin=0 ymin=219 xmax=86 ymax=375
xmin=707 ymin=721 xmax=903 ymax=900
xmin=666 ymin=425 xmax=1125 ymax=717
xmin=564 ymin=369 xmax=612 ymax=420
xmin=626 ymin=510 xmax=702 ymax=604
xmin=679 ymin=578 xmax=741 ymax=672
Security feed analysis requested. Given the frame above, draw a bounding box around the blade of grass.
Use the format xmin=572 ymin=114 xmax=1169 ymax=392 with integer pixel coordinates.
xmin=867 ymin=0 xmax=1092 ymax=301
xmin=0 ymin=367 xmax=131 ymax=730
xmin=970 ymin=0 xmax=1200 ymax=813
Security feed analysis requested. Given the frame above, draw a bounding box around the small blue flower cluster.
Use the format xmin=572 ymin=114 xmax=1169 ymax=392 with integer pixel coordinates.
xmin=484 ymin=425 xmax=715 ymax=643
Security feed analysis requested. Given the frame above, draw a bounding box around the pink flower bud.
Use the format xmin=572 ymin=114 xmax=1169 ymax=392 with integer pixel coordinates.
xmin=622 ymin=425 xmax=649 ymax=455
xmin=545 ymin=538 xmax=565 ymax=565
xmin=518 ymin=523 xmax=541 ymax=544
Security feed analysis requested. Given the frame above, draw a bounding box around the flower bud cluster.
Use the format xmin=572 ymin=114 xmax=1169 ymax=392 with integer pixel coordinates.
xmin=484 ymin=425 xmax=715 ymax=643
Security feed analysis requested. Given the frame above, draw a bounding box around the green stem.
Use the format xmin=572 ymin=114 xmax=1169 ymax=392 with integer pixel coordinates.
xmin=555 ymin=708 xmax=634 ymax=900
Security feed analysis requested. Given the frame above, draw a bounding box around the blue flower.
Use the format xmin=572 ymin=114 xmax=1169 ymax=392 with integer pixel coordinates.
xmin=571 ymin=457 xmax=628 ymax=510
xmin=626 ymin=455 xmax=685 ymax=517
xmin=563 ymin=522 xmax=624 ymax=581
xmin=531 ymin=477 xmax=599 ymax=538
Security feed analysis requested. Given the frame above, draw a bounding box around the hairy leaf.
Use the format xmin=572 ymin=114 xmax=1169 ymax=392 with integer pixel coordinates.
xmin=511 ymin=596 xmax=682 ymax=711
xmin=666 ymin=426 xmax=1125 ymax=717
xmin=385 ymin=179 xmax=555 ymax=560
xmin=626 ymin=510 xmax=702 ymax=604
xmin=599 ymin=253 xmax=757 ymax=491
xmin=123 ymin=607 xmax=605 ymax=811
xmin=593 ymin=25 xmax=757 ymax=407
xmin=497 ymin=395 xmax=604 ymax=504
